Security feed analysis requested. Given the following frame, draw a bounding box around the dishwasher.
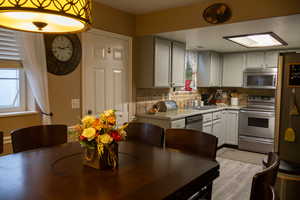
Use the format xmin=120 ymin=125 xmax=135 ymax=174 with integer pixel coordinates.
xmin=185 ymin=115 xmax=203 ymax=131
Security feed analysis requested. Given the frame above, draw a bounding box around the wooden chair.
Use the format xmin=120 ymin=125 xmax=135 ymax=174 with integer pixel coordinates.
xmin=125 ymin=122 xmax=164 ymax=147
xmin=0 ymin=131 xmax=3 ymax=154
xmin=165 ymin=128 xmax=218 ymax=160
xmin=250 ymin=152 xmax=280 ymax=200
xmin=11 ymin=125 xmax=68 ymax=153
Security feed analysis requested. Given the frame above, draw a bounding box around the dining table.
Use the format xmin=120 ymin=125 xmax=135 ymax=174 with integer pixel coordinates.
xmin=0 ymin=141 xmax=219 ymax=200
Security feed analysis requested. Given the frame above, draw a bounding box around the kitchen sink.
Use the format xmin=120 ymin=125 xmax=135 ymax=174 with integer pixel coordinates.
xmin=194 ymin=105 xmax=218 ymax=110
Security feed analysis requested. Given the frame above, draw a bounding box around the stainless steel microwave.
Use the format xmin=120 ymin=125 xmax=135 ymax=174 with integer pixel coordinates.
xmin=243 ymin=68 xmax=277 ymax=89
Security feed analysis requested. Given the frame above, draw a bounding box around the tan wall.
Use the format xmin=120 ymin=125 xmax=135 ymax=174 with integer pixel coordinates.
xmin=92 ymin=2 xmax=135 ymax=36
xmin=0 ymin=113 xmax=42 ymax=155
xmin=48 ymin=63 xmax=82 ymax=126
xmin=135 ymin=0 xmax=300 ymax=36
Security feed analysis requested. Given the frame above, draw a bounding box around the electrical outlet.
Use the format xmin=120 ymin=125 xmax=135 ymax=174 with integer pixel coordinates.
xmin=71 ymin=99 xmax=80 ymax=109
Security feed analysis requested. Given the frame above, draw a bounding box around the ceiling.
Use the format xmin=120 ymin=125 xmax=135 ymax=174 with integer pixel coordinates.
xmin=95 ymin=0 xmax=206 ymax=14
xmin=157 ymin=14 xmax=300 ymax=53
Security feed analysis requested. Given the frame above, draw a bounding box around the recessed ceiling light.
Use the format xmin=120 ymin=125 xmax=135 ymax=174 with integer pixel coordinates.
xmin=223 ymin=32 xmax=287 ymax=48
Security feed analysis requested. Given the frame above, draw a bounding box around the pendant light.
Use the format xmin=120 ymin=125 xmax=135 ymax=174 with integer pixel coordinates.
xmin=0 ymin=0 xmax=92 ymax=33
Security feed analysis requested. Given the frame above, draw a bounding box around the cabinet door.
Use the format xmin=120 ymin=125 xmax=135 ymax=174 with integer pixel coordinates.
xmin=224 ymin=111 xmax=239 ymax=145
xmin=202 ymin=122 xmax=212 ymax=134
xmin=154 ymin=38 xmax=171 ymax=87
xmin=171 ymin=42 xmax=185 ymax=87
xmin=265 ymin=51 xmax=279 ymax=68
xmin=213 ymin=119 xmax=223 ymax=147
xmin=197 ymin=51 xmax=211 ymax=87
xmin=246 ymin=52 xmax=265 ymax=68
xmin=210 ymin=52 xmax=222 ymax=86
xmin=222 ymin=53 xmax=245 ymax=87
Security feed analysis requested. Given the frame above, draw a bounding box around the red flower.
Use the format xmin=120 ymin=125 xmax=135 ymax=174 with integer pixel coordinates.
xmin=79 ymin=135 xmax=86 ymax=141
xmin=110 ymin=131 xmax=122 ymax=141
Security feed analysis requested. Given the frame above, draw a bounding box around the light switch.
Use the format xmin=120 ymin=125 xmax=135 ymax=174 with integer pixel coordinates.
xmin=71 ymin=99 xmax=80 ymax=109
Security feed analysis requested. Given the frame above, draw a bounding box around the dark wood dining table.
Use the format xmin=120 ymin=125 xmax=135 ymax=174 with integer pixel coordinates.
xmin=0 ymin=141 xmax=219 ymax=200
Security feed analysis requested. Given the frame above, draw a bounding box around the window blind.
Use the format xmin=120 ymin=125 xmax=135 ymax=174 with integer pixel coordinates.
xmin=0 ymin=28 xmax=20 ymax=61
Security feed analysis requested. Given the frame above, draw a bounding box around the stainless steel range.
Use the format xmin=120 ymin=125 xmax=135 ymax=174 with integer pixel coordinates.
xmin=239 ymin=96 xmax=275 ymax=153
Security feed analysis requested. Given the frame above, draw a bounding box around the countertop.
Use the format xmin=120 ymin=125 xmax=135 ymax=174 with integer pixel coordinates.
xmin=136 ymin=106 xmax=243 ymax=120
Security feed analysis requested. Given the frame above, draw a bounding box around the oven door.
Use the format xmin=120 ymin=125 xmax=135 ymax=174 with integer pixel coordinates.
xmin=239 ymin=110 xmax=275 ymax=139
xmin=243 ymin=72 xmax=277 ymax=89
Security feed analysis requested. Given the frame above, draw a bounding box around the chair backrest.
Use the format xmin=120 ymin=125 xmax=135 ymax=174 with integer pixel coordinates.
xmin=126 ymin=122 xmax=164 ymax=147
xmin=250 ymin=152 xmax=280 ymax=200
xmin=11 ymin=125 xmax=68 ymax=153
xmin=0 ymin=131 xmax=3 ymax=154
xmin=165 ymin=128 xmax=218 ymax=160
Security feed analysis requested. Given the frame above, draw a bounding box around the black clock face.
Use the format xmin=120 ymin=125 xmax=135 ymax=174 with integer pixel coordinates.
xmin=44 ymin=34 xmax=81 ymax=75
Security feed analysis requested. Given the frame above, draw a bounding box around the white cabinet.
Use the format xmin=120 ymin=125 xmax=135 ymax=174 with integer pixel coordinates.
xmin=212 ymin=119 xmax=223 ymax=146
xmin=265 ymin=51 xmax=279 ymax=68
xmin=135 ymin=36 xmax=186 ymax=88
xmin=246 ymin=52 xmax=265 ymax=68
xmin=170 ymin=118 xmax=186 ymax=128
xmin=197 ymin=51 xmax=222 ymax=87
xmin=223 ymin=110 xmax=239 ymax=145
xmin=222 ymin=53 xmax=245 ymax=87
xmin=245 ymin=51 xmax=279 ymax=69
xmin=154 ymin=38 xmax=172 ymax=87
xmin=203 ymin=122 xmax=212 ymax=134
xmin=171 ymin=42 xmax=185 ymax=87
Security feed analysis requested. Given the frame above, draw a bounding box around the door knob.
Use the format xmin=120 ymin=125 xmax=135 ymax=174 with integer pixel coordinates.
xmin=87 ymin=110 xmax=92 ymax=115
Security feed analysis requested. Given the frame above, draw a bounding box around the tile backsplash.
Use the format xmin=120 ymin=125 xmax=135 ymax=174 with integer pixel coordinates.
xmin=136 ymin=87 xmax=275 ymax=114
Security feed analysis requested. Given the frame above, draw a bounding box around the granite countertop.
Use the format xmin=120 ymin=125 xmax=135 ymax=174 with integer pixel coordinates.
xmin=136 ymin=106 xmax=243 ymax=120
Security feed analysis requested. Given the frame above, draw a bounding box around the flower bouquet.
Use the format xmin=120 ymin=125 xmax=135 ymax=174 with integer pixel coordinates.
xmin=77 ymin=109 xmax=127 ymax=170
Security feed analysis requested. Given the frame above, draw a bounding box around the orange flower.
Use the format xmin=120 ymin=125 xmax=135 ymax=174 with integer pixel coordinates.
xmin=92 ymin=119 xmax=102 ymax=131
xmin=107 ymin=116 xmax=116 ymax=125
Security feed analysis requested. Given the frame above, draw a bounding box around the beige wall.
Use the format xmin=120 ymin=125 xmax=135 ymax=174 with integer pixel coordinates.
xmin=92 ymin=2 xmax=135 ymax=36
xmin=48 ymin=63 xmax=82 ymax=126
xmin=135 ymin=0 xmax=300 ymax=36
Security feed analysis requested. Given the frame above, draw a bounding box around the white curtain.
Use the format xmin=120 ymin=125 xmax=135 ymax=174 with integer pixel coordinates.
xmin=16 ymin=32 xmax=52 ymax=124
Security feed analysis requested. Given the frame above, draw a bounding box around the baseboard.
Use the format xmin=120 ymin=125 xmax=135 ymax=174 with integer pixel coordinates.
xmin=217 ymin=144 xmax=238 ymax=150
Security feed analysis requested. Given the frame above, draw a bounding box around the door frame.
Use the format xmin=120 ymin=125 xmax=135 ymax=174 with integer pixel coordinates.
xmin=81 ymin=28 xmax=133 ymax=120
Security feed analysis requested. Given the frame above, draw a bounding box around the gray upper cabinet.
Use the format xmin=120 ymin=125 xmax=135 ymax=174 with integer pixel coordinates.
xmin=197 ymin=51 xmax=222 ymax=87
xmin=171 ymin=42 xmax=185 ymax=87
xmin=246 ymin=50 xmax=279 ymax=69
xmin=222 ymin=53 xmax=245 ymax=87
xmin=264 ymin=51 xmax=279 ymax=68
xmin=135 ymin=36 xmax=172 ymax=88
xmin=154 ymin=38 xmax=172 ymax=87
xmin=246 ymin=52 xmax=265 ymax=68
xmin=135 ymin=36 xmax=185 ymax=88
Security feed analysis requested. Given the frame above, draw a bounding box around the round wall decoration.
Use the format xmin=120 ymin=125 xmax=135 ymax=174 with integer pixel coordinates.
xmin=44 ymin=34 xmax=82 ymax=76
xmin=203 ymin=3 xmax=231 ymax=24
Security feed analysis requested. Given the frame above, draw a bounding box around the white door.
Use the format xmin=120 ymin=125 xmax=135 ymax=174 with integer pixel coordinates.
xmin=210 ymin=52 xmax=221 ymax=86
xmin=222 ymin=53 xmax=245 ymax=87
xmin=82 ymin=30 xmax=131 ymax=125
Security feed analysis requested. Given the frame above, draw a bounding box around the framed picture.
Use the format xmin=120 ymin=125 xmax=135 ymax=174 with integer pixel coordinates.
xmin=288 ymin=63 xmax=300 ymax=87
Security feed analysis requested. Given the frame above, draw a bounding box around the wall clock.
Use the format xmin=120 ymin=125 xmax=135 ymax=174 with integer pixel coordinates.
xmin=203 ymin=3 xmax=231 ymax=24
xmin=44 ymin=34 xmax=82 ymax=75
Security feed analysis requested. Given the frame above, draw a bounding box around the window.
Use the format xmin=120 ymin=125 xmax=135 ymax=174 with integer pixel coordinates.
xmin=0 ymin=68 xmax=25 ymax=112
xmin=0 ymin=28 xmax=26 ymax=113
xmin=184 ymin=50 xmax=198 ymax=91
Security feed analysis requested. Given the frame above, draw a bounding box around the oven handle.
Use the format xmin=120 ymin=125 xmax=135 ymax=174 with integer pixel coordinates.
xmin=240 ymin=110 xmax=275 ymax=117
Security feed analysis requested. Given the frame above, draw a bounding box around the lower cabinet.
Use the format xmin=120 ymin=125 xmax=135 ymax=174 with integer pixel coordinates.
xmin=213 ymin=119 xmax=223 ymax=146
xmin=203 ymin=121 xmax=212 ymax=134
xmin=222 ymin=110 xmax=239 ymax=145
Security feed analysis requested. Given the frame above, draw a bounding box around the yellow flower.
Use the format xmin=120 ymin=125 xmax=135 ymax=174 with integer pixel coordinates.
xmin=81 ymin=115 xmax=96 ymax=127
xmin=98 ymin=133 xmax=113 ymax=144
xmin=82 ymin=127 xmax=96 ymax=141
xmin=104 ymin=109 xmax=115 ymax=117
